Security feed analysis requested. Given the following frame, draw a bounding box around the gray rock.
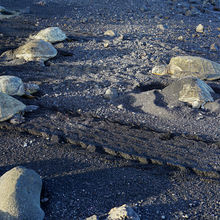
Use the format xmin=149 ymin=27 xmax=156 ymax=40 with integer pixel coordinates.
xmin=0 ymin=166 xmax=44 ymax=220
xmin=107 ymin=204 xmax=140 ymax=220
xmin=104 ymin=88 xmax=118 ymax=99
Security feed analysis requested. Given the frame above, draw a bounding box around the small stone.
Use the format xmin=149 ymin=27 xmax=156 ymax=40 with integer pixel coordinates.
xmin=196 ymin=24 xmax=204 ymax=33
xmin=103 ymin=40 xmax=110 ymax=48
xmin=210 ymin=43 xmax=219 ymax=51
xmin=161 ymin=215 xmax=166 ymax=219
xmin=104 ymin=30 xmax=116 ymax=37
xmin=107 ymin=204 xmax=140 ymax=220
xmin=40 ymin=197 xmax=49 ymax=203
xmin=104 ymin=88 xmax=118 ymax=99
xmin=177 ymin=36 xmax=183 ymax=41
xmin=157 ymin=24 xmax=165 ymax=31
xmin=86 ymin=215 xmax=98 ymax=220
xmin=117 ymin=104 xmax=123 ymax=109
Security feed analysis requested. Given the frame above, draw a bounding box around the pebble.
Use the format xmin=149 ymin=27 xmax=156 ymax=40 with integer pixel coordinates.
xmin=210 ymin=43 xmax=219 ymax=51
xmin=196 ymin=24 xmax=204 ymax=33
xmin=117 ymin=104 xmax=123 ymax=109
xmin=104 ymin=88 xmax=118 ymax=99
xmin=104 ymin=30 xmax=116 ymax=37
xmin=103 ymin=40 xmax=110 ymax=48
xmin=177 ymin=36 xmax=184 ymax=41
xmin=157 ymin=24 xmax=165 ymax=31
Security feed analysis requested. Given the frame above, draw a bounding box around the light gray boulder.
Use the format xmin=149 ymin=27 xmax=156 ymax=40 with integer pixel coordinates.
xmin=0 ymin=166 xmax=44 ymax=220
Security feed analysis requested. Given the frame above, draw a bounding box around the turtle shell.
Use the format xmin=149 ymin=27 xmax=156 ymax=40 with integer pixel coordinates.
xmin=14 ymin=39 xmax=57 ymax=62
xmin=0 ymin=75 xmax=25 ymax=96
xmin=32 ymin=27 xmax=67 ymax=43
xmin=168 ymin=56 xmax=220 ymax=80
xmin=162 ymin=77 xmax=214 ymax=108
xmin=0 ymin=92 xmax=26 ymax=121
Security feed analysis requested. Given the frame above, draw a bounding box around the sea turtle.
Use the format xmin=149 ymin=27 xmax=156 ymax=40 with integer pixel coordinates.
xmin=30 ymin=27 xmax=67 ymax=43
xmin=0 ymin=92 xmax=38 ymax=123
xmin=161 ymin=76 xmax=215 ymax=108
xmin=0 ymin=75 xmax=39 ymax=97
xmin=152 ymin=56 xmax=220 ymax=80
xmin=14 ymin=39 xmax=57 ymax=62
xmin=0 ymin=6 xmax=20 ymax=20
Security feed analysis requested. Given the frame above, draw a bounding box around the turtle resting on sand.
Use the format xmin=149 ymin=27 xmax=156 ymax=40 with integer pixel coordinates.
xmin=152 ymin=56 xmax=220 ymax=80
xmin=30 ymin=27 xmax=67 ymax=43
xmin=0 ymin=6 xmax=20 ymax=20
xmin=0 ymin=75 xmax=39 ymax=97
xmin=161 ymin=76 xmax=215 ymax=108
xmin=0 ymin=92 xmax=38 ymax=124
xmin=14 ymin=39 xmax=57 ymax=62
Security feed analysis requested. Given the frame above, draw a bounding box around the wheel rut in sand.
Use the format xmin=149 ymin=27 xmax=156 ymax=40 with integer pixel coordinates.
xmin=0 ymin=109 xmax=219 ymax=179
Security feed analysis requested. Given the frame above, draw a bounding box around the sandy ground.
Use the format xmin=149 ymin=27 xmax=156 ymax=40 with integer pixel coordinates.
xmin=0 ymin=0 xmax=219 ymax=219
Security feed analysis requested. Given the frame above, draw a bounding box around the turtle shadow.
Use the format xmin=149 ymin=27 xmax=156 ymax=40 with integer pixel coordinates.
xmin=0 ymin=157 xmax=180 ymax=219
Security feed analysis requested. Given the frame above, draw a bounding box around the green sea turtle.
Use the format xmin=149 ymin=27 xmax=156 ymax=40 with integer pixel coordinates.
xmin=0 ymin=75 xmax=39 ymax=97
xmin=152 ymin=56 xmax=220 ymax=80
xmin=30 ymin=27 xmax=67 ymax=43
xmin=0 ymin=92 xmax=38 ymax=123
xmin=0 ymin=6 xmax=20 ymax=20
xmin=161 ymin=77 xmax=215 ymax=108
xmin=14 ymin=39 xmax=57 ymax=62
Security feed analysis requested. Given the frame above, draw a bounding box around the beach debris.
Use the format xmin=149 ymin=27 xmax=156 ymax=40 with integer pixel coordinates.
xmin=152 ymin=56 xmax=220 ymax=80
xmin=0 ymin=166 xmax=44 ymax=220
xmin=30 ymin=27 xmax=67 ymax=43
xmin=0 ymin=75 xmax=39 ymax=97
xmin=161 ymin=77 xmax=215 ymax=108
xmin=14 ymin=39 xmax=57 ymax=62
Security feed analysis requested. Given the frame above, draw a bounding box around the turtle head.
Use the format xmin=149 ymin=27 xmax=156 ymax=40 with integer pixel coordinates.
xmin=24 ymin=83 xmax=40 ymax=95
xmin=151 ymin=65 xmax=168 ymax=76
